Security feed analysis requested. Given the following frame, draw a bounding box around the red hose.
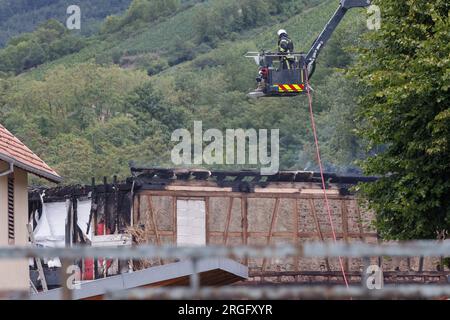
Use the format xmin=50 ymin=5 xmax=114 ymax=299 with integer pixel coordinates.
xmin=304 ymin=68 xmax=350 ymax=289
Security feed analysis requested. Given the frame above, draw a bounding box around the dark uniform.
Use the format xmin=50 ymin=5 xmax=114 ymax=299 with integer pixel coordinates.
xmin=250 ymin=30 xmax=296 ymax=96
xmin=278 ymin=33 xmax=295 ymax=69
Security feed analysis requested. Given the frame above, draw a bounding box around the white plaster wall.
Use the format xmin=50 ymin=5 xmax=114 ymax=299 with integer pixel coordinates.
xmin=0 ymin=162 xmax=29 ymax=293
xmin=176 ymin=199 xmax=206 ymax=246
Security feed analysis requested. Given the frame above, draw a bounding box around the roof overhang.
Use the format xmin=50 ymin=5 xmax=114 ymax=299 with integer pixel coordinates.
xmin=0 ymin=154 xmax=62 ymax=183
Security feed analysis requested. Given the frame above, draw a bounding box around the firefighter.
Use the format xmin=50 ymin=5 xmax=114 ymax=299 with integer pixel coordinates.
xmin=277 ymin=29 xmax=295 ymax=69
xmin=249 ymin=29 xmax=295 ymax=97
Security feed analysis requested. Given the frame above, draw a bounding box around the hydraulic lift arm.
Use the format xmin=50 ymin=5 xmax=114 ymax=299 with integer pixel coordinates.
xmin=305 ymin=0 xmax=371 ymax=67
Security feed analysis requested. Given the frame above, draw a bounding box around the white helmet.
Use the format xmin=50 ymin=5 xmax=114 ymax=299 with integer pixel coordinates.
xmin=277 ymin=29 xmax=287 ymax=37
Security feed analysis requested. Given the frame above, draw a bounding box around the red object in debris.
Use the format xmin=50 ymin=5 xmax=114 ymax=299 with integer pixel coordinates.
xmin=82 ymin=222 xmax=113 ymax=280
xmin=83 ymin=258 xmax=94 ymax=280
xmin=96 ymin=222 xmax=110 ymax=236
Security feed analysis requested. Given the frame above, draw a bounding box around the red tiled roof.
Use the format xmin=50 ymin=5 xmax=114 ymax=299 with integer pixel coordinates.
xmin=0 ymin=124 xmax=62 ymax=183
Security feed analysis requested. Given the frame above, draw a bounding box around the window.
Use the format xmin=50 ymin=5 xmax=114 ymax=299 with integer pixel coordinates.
xmin=176 ymin=199 xmax=206 ymax=246
xmin=8 ymin=175 xmax=14 ymax=244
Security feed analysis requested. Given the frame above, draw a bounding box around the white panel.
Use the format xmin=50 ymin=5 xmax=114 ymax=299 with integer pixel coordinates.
xmin=77 ymin=199 xmax=93 ymax=239
xmin=34 ymin=201 xmax=68 ymax=247
xmin=176 ymin=199 xmax=206 ymax=246
xmin=92 ymin=234 xmax=132 ymax=247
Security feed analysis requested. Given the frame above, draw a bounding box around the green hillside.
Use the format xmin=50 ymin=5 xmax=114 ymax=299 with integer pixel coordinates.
xmin=0 ymin=0 xmax=368 ymax=185
xmin=2 ymin=0 xmax=448 ymax=244
xmin=0 ymin=0 xmax=132 ymax=47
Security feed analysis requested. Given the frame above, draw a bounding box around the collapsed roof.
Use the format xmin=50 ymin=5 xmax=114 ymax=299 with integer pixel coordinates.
xmin=130 ymin=167 xmax=377 ymax=195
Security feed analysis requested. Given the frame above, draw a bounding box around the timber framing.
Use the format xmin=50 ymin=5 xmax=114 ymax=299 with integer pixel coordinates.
xmin=129 ymin=167 xmax=381 ymax=282
xmin=29 ymin=167 xmax=446 ymax=285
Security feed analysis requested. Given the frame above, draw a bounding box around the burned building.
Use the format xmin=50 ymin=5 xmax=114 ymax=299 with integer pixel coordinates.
xmin=28 ymin=167 xmax=447 ymax=290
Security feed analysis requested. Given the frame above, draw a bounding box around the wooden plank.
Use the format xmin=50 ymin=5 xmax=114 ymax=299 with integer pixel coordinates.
xmin=255 ymin=188 xmax=300 ymax=194
xmin=93 ymin=192 xmax=99 ymax=280
xmin=166 ymin=186 xmax=233 ymax=192
xmin=300 ymin=189 xmax=340 ymax=195
xmin=65 ymin=199 xmax=73 ymax=247
xmin=27 ymin=224 xmax=48 ymax=292
xmin=131 ymin=191 xmax=137 ymax=228
xmin=205 ymin=197 xmax=210 ymax=245
xmin=294 ymin=199 xmax=300 ymax=272
xmin=241 ymin=196 xmax=248 ymax=266
xmin=103 ymin=177 xmax=108 ymax=234
xmin=223 ymin=198 xmax=234 ymax=245
xmin=147 ymin=196 xmax=163 ymax=265
xmin=137 ymin=230 xmax=174 ymax=236
xmin=354 ymin=199 xmax=365 ymax=241
xmin=173 ymin=196 xmax=177 ymax=244
xmin=139 ymin=190 xmax=352 ymax=200
xmin=112 ymin=178 xmax=122 ymax=273
xmin=136 ymin=194 xmax=141 ymax=224
xmin=268 ymin=200 xmax=281 ymax=239
xmin=86 ymin=178 xmax=96 ymax=235
xmin=355 ymin=199 xmax=372 ymax=267
xmin=341 ymin=201 xmax=349 ymax=240
xmin=419 ymin=256 xmax=424 ymax=272
xmin=162 ymin=186 xmax=340 ymax=195
xmin=341 ymin=200 xmax=349 ymax=272
xmin=94 ymin=214 xmax=98 ymax=279
xmin=309 ymin=199 xmax=331 ymax=271
xmin=167 ymin=185 xmax=301 ymax=193
xmin=91 ymin=234 xmax=132 ymax=247
xmin=177 ymin=196 xmax=208 ymax=201
xmin=262 ymin=198 xmax=281 ymax=272
xmin=309 ymin=199 xmax=324 ymax=240
xmin=147 ymin=196 xmax=161 ymax=245
xmin=206 ymin=231 xmax=378 ymax=238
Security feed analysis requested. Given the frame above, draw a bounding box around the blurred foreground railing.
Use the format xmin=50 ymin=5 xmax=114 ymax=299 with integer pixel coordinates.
xmin=1 ymin=241 xmax=450 ymax=260
xmin=107 ymin=285 xmax=450 ymax=300
xmin=0 ymin=241 xmax=449 ymax=300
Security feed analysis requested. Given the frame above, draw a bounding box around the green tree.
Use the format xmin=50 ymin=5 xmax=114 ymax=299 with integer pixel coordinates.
xmin=351 ymin=0 xmax=450 ymax=239
xmin=0 ymin=19 xmax=86 ymax=74
xmin=45 ymin=133 xmax=97 ymax=185
xmin=126 ymin=82 xmax=188 ymax=133
xmin=315 ymin=73 xmax=364 ymax=171
xmin=124 ymin=0 xmax=180 ymax=24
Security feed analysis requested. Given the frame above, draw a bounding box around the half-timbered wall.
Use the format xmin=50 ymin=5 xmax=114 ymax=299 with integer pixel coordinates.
xmin=132 ymin=186 xmax=438 ymax=279
xmin=134 ymin=190 xmax=375 ymax=271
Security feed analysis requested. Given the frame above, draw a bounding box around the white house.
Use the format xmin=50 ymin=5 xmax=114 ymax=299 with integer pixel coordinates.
xmin=0 ymin=123 xmax=62 ymax=294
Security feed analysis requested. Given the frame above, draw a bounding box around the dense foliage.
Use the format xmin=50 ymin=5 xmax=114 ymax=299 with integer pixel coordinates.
xmin=0 ymin=0 xmax=366 ymax=187
xmin=1 ymin=0 xmax=448 ymax=242
xmin=0 ymin=20 xmax=86 ymax=74
xmin=351 ymin=0 xmax=450 ymax=239
xmin=101 ymin=0 xmax=181 ymax=33
xmin=0 ymin=0 xmax=132 ymax=47
xmin=193 ymin=0 xmax=321 ymax=45
xmin=0 ymin=63 xmax=171 ymax=184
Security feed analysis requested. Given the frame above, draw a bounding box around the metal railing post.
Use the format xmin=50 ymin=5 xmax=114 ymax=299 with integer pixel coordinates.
xmin=189 ymin=257 xmax=200 ymax=296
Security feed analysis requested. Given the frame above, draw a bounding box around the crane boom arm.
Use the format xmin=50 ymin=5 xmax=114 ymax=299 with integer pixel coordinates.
xmin=305 ymin=0 xmax=371 ymax=66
